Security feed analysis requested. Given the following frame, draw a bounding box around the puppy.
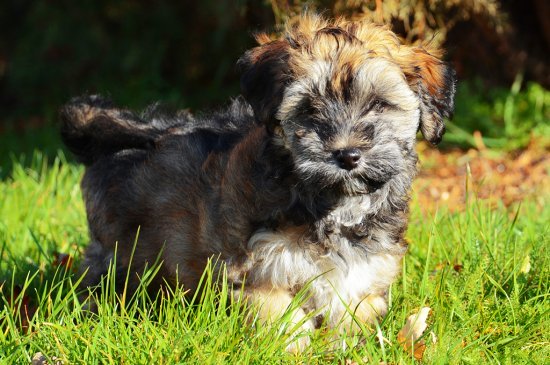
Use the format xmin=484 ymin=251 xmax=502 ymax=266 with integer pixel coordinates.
xmin=61 ymin=13 xmax=455 ymax=349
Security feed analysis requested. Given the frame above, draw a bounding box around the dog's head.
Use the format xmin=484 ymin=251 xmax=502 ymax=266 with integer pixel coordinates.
xmin=238 ymin=14 xmax=455 ymax=195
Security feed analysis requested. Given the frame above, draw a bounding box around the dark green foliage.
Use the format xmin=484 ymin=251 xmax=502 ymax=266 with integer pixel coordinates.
xmin=0 ymin=1 xmax=273 ymax=121
xmin=444 ymin=79 xmax=549 ymax=150
xmin=0 ymin=1 xmax=547 ymax=155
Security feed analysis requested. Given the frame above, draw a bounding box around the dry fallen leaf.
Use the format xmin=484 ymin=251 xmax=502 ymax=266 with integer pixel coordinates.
xmin=32 ymin=352 xmax=47 ymax=365
xmin=415 ymin=141 xmax=549 ymax=211
xmin=31 ymin=352 xmax=63 ymax=365
xmin=398 ymin=307 xmax=433 ymax=361
xmin=6 ymin=285 xmax=35 ymax=332
xmin=52 ymin=252 xmax=74 ymax=270
xmin=453 ymin=264 xmax=464 ymax=273
xmin=520 ymin=255 xmax=531 ymax=274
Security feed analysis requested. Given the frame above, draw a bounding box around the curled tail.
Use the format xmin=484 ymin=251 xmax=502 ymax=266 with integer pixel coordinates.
xmin=60 ymin=95 xmax=191 ymax=165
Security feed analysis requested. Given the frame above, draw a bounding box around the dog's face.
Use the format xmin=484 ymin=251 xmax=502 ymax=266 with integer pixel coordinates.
xmin=276 ymin=57 xmax=420 ymax=195
xmin=239 ymin=14 xmax=456 ymax=195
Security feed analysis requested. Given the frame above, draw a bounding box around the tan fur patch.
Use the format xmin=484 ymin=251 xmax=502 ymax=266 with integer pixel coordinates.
xmin=254 ymin=13 xmax=448 ymax=102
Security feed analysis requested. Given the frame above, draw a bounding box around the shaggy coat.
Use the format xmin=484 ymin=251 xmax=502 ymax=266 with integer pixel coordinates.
xmin=61 ymin=14 xmax=455 ymax=349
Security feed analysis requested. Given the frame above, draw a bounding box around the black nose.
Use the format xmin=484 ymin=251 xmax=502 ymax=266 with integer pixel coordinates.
xmin=334 ymin=148 xmax=361 ymax=170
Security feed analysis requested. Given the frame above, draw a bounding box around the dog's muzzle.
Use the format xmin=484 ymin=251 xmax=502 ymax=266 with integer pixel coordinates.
xmin=333 ymin=148 xmax=362 ymax=170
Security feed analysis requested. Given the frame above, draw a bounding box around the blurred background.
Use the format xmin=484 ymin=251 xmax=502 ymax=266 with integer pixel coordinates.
xmin=0 ymin=0 xmax=548 ymax=172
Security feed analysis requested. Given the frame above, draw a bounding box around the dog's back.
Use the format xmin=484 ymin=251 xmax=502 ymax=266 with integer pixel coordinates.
xmin=60 ymin=95 xmax=257 ymax=165
xmin=61 ymin=95 xmax=264 ymax=292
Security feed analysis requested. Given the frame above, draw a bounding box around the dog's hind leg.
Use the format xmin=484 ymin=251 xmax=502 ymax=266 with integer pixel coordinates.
xmin=77 ymin=240 xmax=128 ymax=311
xmin=78 ymin=240 xmax=114 ymax=287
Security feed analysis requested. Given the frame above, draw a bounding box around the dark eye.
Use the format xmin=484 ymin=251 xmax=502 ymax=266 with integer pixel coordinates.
xmin=312 ymin=123 xmax=334 ymax=139
xmin=370 ymin=99 xmax=389 ymax=113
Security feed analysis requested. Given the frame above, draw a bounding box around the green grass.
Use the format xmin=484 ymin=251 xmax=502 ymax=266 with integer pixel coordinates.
xmin=444 ymin=78 xmax=550 ymax=150
xmin=0 ymin=152 xmax=548 ymax=364
xmin=0 ymin=127 xmax=64 ymax=179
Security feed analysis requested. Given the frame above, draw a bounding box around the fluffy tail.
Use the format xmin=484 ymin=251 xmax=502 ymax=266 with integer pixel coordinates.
xmin=60 ymin=95 xmax=189 ymax=165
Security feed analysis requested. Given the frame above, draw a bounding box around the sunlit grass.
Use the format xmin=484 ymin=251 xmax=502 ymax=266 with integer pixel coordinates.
xmin=0 ymin=153 xmax=548 ymax=364
xmin=445 ymin=79 xmax=550 ymax=150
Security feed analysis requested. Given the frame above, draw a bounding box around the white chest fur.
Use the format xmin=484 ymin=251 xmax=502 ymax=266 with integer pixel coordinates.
xmin=326 ymin=195 xmax=372 ymax=227
xmin=243 ymin=195 xmax=403 ymax=326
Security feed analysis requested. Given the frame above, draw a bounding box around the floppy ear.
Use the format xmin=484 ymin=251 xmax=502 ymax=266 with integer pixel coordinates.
xmin=237 ymin=37 xmax=291 ymax=128
xmin=397 ymin=47 xmax=456 ymax=145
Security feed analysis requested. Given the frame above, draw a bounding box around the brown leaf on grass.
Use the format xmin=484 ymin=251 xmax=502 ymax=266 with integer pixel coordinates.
xmin=52 ymin=252 xmax=74 ymax=270
xmin=397 ymin=307 xmax=433 ymax=361
xmin=6 ymin=285 xmax=36 ymax=332
xmin=430 ymin=262 xmax=463 ymax=277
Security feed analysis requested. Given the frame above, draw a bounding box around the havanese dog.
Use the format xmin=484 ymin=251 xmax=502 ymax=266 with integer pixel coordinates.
xmin=61 ymin=13 xmax=455 ymax=351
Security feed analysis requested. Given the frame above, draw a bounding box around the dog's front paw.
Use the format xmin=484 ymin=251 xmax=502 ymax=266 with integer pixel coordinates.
xmin=284 ymin=329 xmax=312 ymax=353
xmin=234 ymin=288 xmax=314 ymax=353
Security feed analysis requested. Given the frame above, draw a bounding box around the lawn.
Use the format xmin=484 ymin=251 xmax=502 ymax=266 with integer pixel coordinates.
xmin=0 ymin=145 xmax=548 ymax=364
xmin=0 ymin=82 xmax=548 ymax=364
